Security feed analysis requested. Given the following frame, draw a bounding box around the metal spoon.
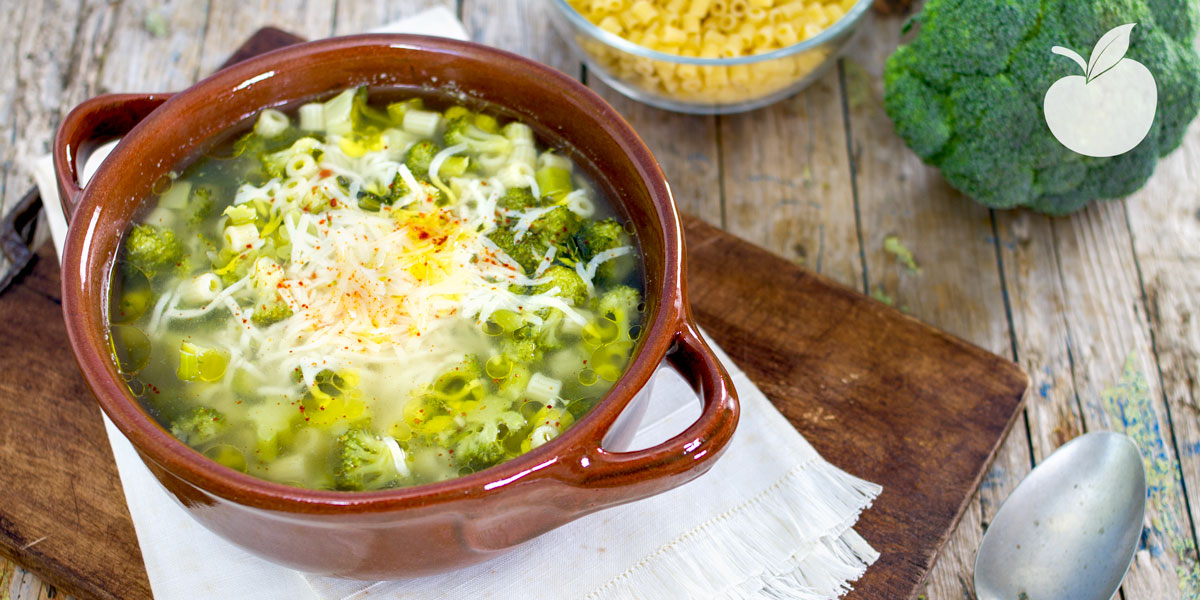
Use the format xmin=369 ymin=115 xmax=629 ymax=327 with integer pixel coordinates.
xmin=974 ymin=431 xmax=1147 ymax=600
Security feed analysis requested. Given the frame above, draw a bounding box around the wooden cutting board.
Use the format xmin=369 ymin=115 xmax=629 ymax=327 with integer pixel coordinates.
xmin=0 ymin=29 xmax=1027 ymax=600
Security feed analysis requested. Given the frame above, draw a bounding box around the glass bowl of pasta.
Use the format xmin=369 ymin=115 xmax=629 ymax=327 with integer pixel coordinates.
xmin=52 ymin=34 xmax=738 ymax=578
xmin=548 ymin=0 xmax=873 ymax=113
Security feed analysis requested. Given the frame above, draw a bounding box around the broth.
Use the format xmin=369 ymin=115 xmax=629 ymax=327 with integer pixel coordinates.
xmin=108 ymin=87 xmax=645 ymax=491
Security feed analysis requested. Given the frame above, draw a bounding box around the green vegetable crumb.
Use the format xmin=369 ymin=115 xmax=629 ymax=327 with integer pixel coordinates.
xmin=143 ymin=10 xmax=168 ymax=38
xmin=884 ymin=235 xmax=921 ymax=274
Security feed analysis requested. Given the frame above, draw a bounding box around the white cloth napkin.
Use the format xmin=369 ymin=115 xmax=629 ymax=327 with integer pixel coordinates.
xmin=29 ymin=7 xmax=881 ymax=599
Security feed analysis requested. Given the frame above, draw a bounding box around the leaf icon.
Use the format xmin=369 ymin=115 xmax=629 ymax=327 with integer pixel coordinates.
xmin=1051 ymin=46 xmax=1087 ymax=73
xmin=1087 ymin=23 xmax=1136 ymax=82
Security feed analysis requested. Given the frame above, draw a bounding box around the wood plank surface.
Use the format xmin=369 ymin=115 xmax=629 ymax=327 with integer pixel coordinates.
xmin=0 ymin=23 xmax=1028 ymax=598
xmin=1 ymin=1 xmax=1198 ymax=599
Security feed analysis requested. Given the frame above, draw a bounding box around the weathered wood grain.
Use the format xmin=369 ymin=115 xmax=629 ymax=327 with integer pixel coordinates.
xmin=682 ymin=217 xmax=1026 ymax=600
xmin=198 ymin=0 xmax=336 ymax=76
xmin=719 ymin=70 xmax=861 ymax=285
xmin=1 ymin=560 xmax=61 ymax=600
xmin=1054 ymin=199 xmax=1198 ymax=597
xmin=333 ymin=0 xmax=454 ymax=36
xmin=1124 ymin=115 xmax=1200 ymax=593
xmin=98 ymin=0 xmax=211 ymax=94
xmin=994 ymin=175 xmax=1200 ymax=597
xmin=463 ymin=0 xmax=576 ymax=79
xmin=838 ymin=10 xmax=1033 ymax=599
xmin=4 ymin=0 xmax=1198 ymax=598
xmin=992 ymin=210 xmax=1086 ymax=463
xmin=0 ymin=243 xmax=147 ymax=600
xmin=1120 ymin=23 xmax=1200 ymax=585
xmin=587 ymin=80 xmax=724 ymax=225
xmin=1 ymin=0 xmax=88 ymax=276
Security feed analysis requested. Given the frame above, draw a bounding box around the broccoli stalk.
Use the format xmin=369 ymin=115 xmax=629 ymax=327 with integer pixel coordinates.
xmin=883 ymin=0 xmax=1200 ymax=214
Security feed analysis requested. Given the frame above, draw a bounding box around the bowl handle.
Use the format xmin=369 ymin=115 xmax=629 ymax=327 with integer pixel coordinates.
xmin=52 ymin=93 xmax=172 ymax=222
xmin=556 ymin=317 xmax=740 ymax=504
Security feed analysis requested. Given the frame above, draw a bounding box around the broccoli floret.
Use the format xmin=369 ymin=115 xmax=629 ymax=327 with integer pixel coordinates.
xmin=578 ymin=218 xmax=629 ymax=257
xmin=251 ymin=298 xmax=293 ymax=327
xmin=531 ymin=309 xmax=570 ymax=351
xmin=454 ymin=429 xmax=507 ymax=471
xmin=498 ymin=186 xmax=538 ymax=210
xmin=503 ymin=336 xmax=541 ymax=365
xmin=883 ymin=0 xmax=1200 ymax=214
xmin=186 ymin=186 xmax=215 ymax=227
xmin=486 ymin=227 xmax=540 ymax=274
xmin=534 ymin=265 xmax=589 ymax=306
xmin=169 ymin=406 xmax=226 ymax=446
xmin=576 ymin=218 xmax=635 ymax=283
xmin=443 ymin=114 xmax=511 ymax=156
xmin=530 ymin=206 xmax=581 ymax=247
xmin=404 ymin=140 xmax=441 ymax=179
xmin=597 ymin=285 xmax=642 ymax=330
xmin=452 ymin=400 xmax=524 ymax=471
xmin=124 ymin=223 xmax=183 ymax=277
xmin=335 ymin=429 xmax=403 ymax=491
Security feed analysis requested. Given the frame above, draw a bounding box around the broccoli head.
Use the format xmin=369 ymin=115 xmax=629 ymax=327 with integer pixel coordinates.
xmin=186 ymin=186 xmax=216 ymax=227
xmin=534 ymin=265 xmax=589 ymax=306
xmin=529 ymin=206 xmax=581 ymax=247
xmin=335 ymin=429 xmax=404 ymax=491
xmin=404 ymin=140 xmax=441 ymax=179
xmin=498 ymin=186 xmax=538 ymax=211
xmin=251 ymin=298 xmax=293 ymax=327
xmin=502 ymin=336 xmax=542 ymax=365
xmin=124 ymin=224 xmax=183 ymax=277
xmin=596 ymin=285 xmax=642 ymax=330
xmin=452 ymin=398 xmax=524 ymax=471
xmin=170 ymin=406 xmax=226 ymax=446
xmin=883 ymin=0 xmax=1200 ymax=214
xmin=577 ymin=218 xmax=635 ymax=283
xmin=486 ymin=227 xmax=540 ymax=274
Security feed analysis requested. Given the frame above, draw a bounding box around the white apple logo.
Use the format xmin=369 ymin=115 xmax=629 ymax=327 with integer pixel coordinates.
xmin=1044 ymin=23 xmax=1157 ymax=158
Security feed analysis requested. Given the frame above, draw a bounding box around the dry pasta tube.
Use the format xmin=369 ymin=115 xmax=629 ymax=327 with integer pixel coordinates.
xmin=568 ymin=0 xmax=852 ymax=104
xmin=580 ymin=37 xmax=831 ymax=104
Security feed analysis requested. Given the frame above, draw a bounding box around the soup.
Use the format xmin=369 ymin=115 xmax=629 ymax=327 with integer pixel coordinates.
xmin=108 ymin=87 xmax=644 ymax=491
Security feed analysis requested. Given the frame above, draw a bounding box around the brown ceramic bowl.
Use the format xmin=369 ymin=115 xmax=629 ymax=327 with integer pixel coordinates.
xmin=53 ymin=35 xmax=738 ymax=579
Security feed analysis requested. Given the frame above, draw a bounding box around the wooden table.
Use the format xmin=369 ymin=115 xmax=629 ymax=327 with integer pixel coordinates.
xmin=2 ymin=1 xmax=1198 ymax=599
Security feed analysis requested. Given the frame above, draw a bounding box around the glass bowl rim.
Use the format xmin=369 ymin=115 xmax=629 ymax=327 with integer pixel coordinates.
xmin=549 ymin=0 xmax=875 ymax=66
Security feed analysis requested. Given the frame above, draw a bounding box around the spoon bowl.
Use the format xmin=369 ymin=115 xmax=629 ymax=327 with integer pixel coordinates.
xmin=974 ymin=431 xmax=1147 ymax=600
